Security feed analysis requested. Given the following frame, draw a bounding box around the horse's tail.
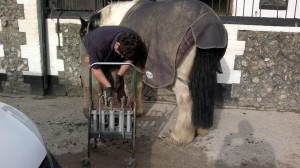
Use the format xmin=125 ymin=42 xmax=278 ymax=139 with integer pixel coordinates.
xmin=189 ymin=48 xmax=223 ymax=129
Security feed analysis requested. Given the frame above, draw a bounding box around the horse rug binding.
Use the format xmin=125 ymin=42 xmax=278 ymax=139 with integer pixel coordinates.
xmin=120 ymin=0 xmax=228 ymax=88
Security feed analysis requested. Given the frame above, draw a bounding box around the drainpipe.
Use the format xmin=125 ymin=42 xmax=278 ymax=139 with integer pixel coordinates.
xmin=37 ymin=0 xmax=49 ymax=93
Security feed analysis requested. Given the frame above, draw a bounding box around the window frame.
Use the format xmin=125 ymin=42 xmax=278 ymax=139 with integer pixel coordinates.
xmin=259 ymin=0 xmax=289 ymax=10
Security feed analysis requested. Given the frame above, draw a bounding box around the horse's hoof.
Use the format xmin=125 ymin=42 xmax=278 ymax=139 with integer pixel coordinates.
xmin=83 ymin=108 xmax=89 ymax=119
xmin=196 ymin=128 xmax=208 ymax=137
xmin=163 ymin=136 xmax=177 ymax=145
xmin=83 ymin=112 xmax=89 ymax=119
xmin=170 ymin=131 xmax=193 ymax=145
xmin=136 ymin=113 xmax=143 ymax=118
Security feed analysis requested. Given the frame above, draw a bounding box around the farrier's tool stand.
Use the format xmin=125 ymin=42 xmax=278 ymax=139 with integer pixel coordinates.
xmin=81 ymin=62 xmax=137 ymax=168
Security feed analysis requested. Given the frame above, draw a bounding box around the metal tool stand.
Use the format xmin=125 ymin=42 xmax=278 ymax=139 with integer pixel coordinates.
xmin=81 ymin=62 xmax=137 ymax=168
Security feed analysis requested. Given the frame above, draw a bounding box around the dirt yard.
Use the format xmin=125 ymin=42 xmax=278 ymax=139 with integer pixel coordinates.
xmin=1 ymin=93 xmax=299 ymax=168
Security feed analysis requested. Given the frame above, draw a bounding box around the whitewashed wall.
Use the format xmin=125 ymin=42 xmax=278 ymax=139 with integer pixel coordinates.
xmin=46 ymin=19 xmax=80 ymax=76
xmin=17 ymin=0 xmax=42 ymax=76
xmin=0 ymin=19 xmax=4 ymax=74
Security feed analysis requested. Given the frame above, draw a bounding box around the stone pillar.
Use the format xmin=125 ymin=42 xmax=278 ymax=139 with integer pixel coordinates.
xmin=0 ymin=0 xmax=30 ymax=94
xmin=0 ymin=0 xmax=46 ymax=95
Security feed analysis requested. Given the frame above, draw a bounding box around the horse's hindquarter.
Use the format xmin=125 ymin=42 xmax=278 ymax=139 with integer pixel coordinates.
xmin=120 ymin=0 xmax=226 ymax=88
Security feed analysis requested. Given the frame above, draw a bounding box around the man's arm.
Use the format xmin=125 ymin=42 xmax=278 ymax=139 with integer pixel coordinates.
xmin=91 ymin=68 xmax=111 ymax=88
xmin=117 ymin=60 xmax=132 ymax=76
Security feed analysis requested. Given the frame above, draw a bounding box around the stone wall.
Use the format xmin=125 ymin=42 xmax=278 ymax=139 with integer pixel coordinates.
xmin=232 ymin=31 xmax=300 ymax=111
xmin=0 ymin=0 xmax=30 ymax=94
xmin=56 ymin=24 xmax=82 ymax=96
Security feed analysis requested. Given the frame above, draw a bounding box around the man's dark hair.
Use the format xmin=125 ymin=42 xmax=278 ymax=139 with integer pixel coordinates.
xmin=117 ymin=33 xmax=148 ymax=68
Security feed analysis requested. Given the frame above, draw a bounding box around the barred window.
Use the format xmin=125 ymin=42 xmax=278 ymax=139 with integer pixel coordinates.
xmin=260 ymin=0 xmax=288 ymax=10
xmin=200 ymin=0 xmax=232 ymax=16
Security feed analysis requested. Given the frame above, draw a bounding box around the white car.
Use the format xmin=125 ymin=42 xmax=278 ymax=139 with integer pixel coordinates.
xmin=0 ymin=102 xmax=60 ymax=168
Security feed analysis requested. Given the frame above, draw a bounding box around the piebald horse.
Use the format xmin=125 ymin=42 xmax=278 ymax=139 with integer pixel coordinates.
xmin=79 ymin=0 xmax=228 ymax=144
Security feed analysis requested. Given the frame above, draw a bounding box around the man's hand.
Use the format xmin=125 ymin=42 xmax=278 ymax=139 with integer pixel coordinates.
xmin=114 ymin=74 xmax=122 ymax=91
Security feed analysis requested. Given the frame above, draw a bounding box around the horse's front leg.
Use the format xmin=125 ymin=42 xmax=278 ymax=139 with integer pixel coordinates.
xmin=81 ymin=50 xmax=101 ymax=118
xmin=123 ymin=70 xmax=143 ymax=116
xmin=170 ymin=79 xmax=195 ymax=144
xmin=111 ymin=69 xmax=143 ymax=115
xmin=136 ymin=71 xmax=143 ymax=117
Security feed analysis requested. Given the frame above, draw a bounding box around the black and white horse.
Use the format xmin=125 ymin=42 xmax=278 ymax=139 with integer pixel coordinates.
xmin=79 ymin=0 xmax=228 ymax=144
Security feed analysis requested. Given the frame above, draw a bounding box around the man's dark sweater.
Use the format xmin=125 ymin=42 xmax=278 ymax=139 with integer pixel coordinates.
xmin=83 ymin=26 xmax=137 ymax=69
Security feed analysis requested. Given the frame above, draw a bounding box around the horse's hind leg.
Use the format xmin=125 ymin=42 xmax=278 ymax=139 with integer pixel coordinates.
xmin=136 ymin=71 xmax=143 ymax=117
xmin=171 ymin=79 xmax=196 ymax=144
xmin=170 ymin=46 xmax=197 ymax=144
